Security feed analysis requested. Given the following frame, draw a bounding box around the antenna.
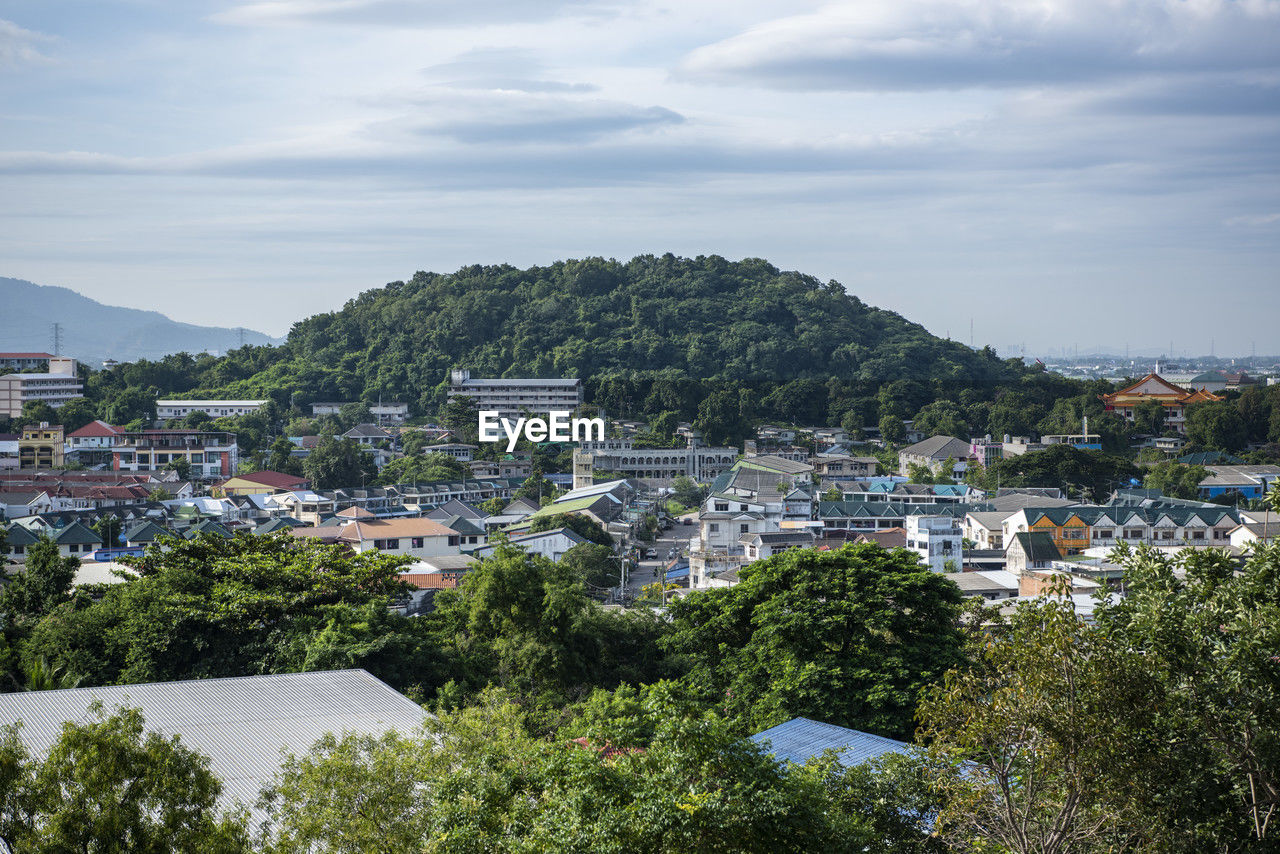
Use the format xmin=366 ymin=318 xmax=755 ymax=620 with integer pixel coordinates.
xmin=237 ymin=327 xmax=245 ymax=348
xmin=51 ymin=322 xmax=62 ymax=356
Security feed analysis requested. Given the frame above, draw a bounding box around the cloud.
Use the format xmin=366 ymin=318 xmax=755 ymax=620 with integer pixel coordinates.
xmin=210 ymin=0 xmax=597 ymax=27
xmin=0 ymin=18 xmax=52 ymax=67
xmin=1225 ymin=212 xmax=1280 ymax=227
xmin=677 ymin=0 xmax=1280 ymax=91
xmin=421 ymin=47 xmax=599 ymax=94
xmin=407 ymin=93 xmax=684 ymax=144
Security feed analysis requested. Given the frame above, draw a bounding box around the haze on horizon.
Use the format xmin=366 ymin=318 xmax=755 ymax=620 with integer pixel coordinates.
xmin=1 ymin=0 xmax=1277 ymax=355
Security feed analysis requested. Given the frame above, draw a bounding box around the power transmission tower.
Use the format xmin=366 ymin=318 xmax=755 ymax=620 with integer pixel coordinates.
xmin=237 ymin=327 xmax=245 ymax=348
xmin=51 ymin=322 xmax=62 ymax=356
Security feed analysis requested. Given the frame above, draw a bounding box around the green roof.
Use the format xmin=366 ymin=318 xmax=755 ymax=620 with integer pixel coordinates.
xmin=184 ymin=519 xmax=232 ymax=539
xmin=527 ymin=496 xmax=602 ymax=520
xmin=54 ymin=521 xmax=102 ymax=546
xmin=1012 ymin=531 xmax=1061 ymax=562
xmin=124 ymin=520 xmax=170 ymax=543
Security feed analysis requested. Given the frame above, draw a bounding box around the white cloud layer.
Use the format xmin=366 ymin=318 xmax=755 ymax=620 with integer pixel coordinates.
xmin=679 ymin=0 xmax=1280 ymax=90
xmin=0 ymin=0 xmax=1277 ymax=352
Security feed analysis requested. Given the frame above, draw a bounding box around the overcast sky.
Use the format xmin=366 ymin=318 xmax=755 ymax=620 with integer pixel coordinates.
xmin=1 ymin=0 xmax=1277 ymax=356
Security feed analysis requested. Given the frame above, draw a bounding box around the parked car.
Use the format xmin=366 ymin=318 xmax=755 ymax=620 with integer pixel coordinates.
xmin=643 ymin=548 xmax=658 ymax=560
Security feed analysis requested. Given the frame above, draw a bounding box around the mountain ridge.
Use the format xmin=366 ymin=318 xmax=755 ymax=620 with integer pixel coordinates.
xmin=0 ymin=277 xmax=281 ymax=364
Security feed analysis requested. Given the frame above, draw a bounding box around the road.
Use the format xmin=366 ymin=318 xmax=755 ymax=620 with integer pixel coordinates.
xmin=624 ymin=516 xmax=698 ymax=595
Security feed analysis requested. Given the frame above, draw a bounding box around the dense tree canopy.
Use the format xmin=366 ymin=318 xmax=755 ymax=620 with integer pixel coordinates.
xmin=663 ymin=543 xmax=967 ymax=739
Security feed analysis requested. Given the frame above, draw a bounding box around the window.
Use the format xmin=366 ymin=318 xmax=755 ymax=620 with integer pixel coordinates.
xmin=740 ymin=524 xmax=749 ymax=533
xmin=1191 ymin=531 xmax=1204 ymax=540
xmin=448 ymin=536 xmax=460 ymax=547
xmin=1160 ymin=530 xmax=1174 ymax=540
xmin=411 ymin=537 xmax=424 ymax=548
xmin=739 ymin=504 xmax=748 ymax=511
xmin=715 ymin=502 xmax=729 ymax=511
xmin=1093 ymin=529 xmax=1113 ymax=539
xmin=709 ymin=523 xmax=720 ymax=533
xmin=1125 ymin=529 xmax=1143 ymax=539
xmin=373 ymin=539 xmax=385 ymax=549
xmin=1064 ymin=528 xmax=1084 ymax=539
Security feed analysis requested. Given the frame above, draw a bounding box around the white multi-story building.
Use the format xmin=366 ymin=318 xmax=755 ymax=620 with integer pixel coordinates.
xmin=446 ymin=369 xmax=582 ymax=421
xmin=156 ymin=400 xmax=268 ymax=420
xmin=310 ymin=402 xmax=409 ymax=425
xmin=905 ymin=515 xmax=963 ymax=573
xmin=112 ymin=430 xmax=239 ymax=479
xmin=577 ymin=438 xmax=738 ymax=483
xmin=0 ymin=357 xmax=83 ymax=418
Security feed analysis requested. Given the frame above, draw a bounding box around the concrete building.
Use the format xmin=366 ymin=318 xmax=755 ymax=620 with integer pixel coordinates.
xmin=0 ymin=358 xmax=83 ymax=418
xmin=19 ymin=423 xmax=65 ymax=470
xmin=0 ymin=352 xmax=55 ymax=372
xmin=905 ymin=514 xmax=963 ymax=573
xmin=577 ymin=438 xmax=738 ymax=483
xmin=446 ymin=369 xmax=582 ymax=421
xmin=310 ymin=401 xmax=409 ymax=425
xmin=155 ymin=399 xmax=267 ymax=420
xmin=112 ymin=430 xmax=239 ymax=479
xmin=1197 ymin=465 xmax=1280 ymax=501
xmin=1099 ymin=373 xmax=1222 ymax=435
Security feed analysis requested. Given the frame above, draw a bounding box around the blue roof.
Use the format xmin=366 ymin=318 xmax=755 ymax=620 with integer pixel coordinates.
xmin=664 ymin=565 xmax=690 ymax=580
xmin=751 ymin=717 xmax=911 ymax=768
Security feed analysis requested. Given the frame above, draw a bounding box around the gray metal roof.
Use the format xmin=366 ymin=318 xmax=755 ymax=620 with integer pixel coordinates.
xmin=751 ymin=717 xmax=910 ymax=768
xmin=0 ymin=669 xmax=427 ymax=814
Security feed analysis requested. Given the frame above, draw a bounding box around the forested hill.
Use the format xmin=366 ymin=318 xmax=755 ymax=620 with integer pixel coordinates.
xmin=129 ymin=255 xmax=1068 ymax=431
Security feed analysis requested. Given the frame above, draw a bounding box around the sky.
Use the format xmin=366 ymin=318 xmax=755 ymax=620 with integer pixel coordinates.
xmin=1 ymin=0 xmax=1278 ymax=355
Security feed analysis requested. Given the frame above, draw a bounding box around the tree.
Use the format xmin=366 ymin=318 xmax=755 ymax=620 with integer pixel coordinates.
xmin=21 ymin=534 xmax=419 ymax=688
xmin=105 ymin=386 xmax=157 ymax=426
xmin=528 ymin=512 xmax=613 ymax=546
xmin=878 ymin=415 xmax=906 ymax=445
xmin=18 ymin=400 xmax=58 ymax=426
xmin=479 ymin=497 xmax=505 ymax=515
xmin=669 ymin=474 xmax=705 ymax=509
xmin=0 ymin=537 xmax=80 ymax=626
xmin=376 ymin=452 xmax=469 ymax=486
xmin=0 ymin=704 xmax=249 ymax=852
xmin=1143 ymin=460 xmax=1208 ymax=500
xmin=165 ymin=455 xmax=192 ymax=480
xmin=1185 ymin=401 xmax=1248 ymax=452
xmin=911 ymin=401 xmax=968 ymax=440
xmin=260 ymin=687 xmax=891 ymax=853
xmin=514 ymin=467 xmax=556 ymax=503
xmin=822 ymin=486 xmax=843 ymax=502
xmin=985 ymin=444 xmax=1139 ymax=500
xmin=559 ymin=542 xmax=619 ymax=589
xmin=302 ymin=437 xmax=374 ymax=490
xmin=1131 ymin=398 xmax=1166 ymax=436
xmin=336 ymin=402 xmax=373 ymax=430
xmin=918 ymin=585 xmax=1161 ymax=854
xmin=265 ymin=435 xmax=302 ymax=476
xmin=663 ymin=543 xmax=967 ymax=738
xmin=907 ymin=462 xmax=936 ymax=485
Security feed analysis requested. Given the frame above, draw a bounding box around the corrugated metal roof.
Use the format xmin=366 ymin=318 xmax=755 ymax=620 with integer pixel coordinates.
xmin=751 ymin=717 xmax=910 ymax=768
xmin=0 ymin=669 xmax=427 ymax=814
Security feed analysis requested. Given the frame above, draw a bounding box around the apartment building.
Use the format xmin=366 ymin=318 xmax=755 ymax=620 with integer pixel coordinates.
xmin=0 ymin=358 xmax=83 ymax=418
xmin=446 ymin=369 xmax=582 ymax=420
xmin=156 ymin=399 xmax=267 ymax=420
xmin=112 ymin=430 xmax=239 ymax=479
xmin=0 ymin=352 xmax=54 ymax=372
xmin=310 ymin=401 xmax=409 ymax=425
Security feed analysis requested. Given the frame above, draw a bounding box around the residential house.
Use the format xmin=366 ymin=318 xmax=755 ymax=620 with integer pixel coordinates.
xmin=0 ymin=670 xmax=427 ymax=818
xmin=949 ymin=570 xmax=1020 ymax=601
xmin=218 ymin=470 xmax=312 ymax=496
xmin=897 ymin=436 xmax=972 ymax=480
xmin=473 ymin=527 xmax=588 ymax=563
xmin=0 ymin=490 xmax=53 ymax=519
xmin=905 ymin=514 xmax=963 ymax=573
xmin=751 ymin=718 xmax=911 ymax=769
xmin=1002 ymin=503 xmax=1242 ymax=554
xmin=1005 ymin=531 xmax=1062 ymax=576
xmin=295 ymin=517 xmax=463 ymax=559
xmin=64 ymin=420 xmax=123 ymax=467
xmin=739 ymin=529 xmax=816 ymax=562
xmin=1228 ymin=521 xmax=1280 ymax=550
xmin=427 ymin=443 xmax=477 ymax=462
xmin=576 ymin=438 xmax=738 ymax=482
xmin=19 ymin=423 xmax=65 ymax=470
xmin=964 ymin=510 xmax=1014 ymax=550
xmin=812 ymin=452 xmax=878 ymax=481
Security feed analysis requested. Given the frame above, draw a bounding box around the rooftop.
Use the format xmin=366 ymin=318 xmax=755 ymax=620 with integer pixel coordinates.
xmin=751 ymin=717 xmax=911 ymax=768
xmin=0 ymin=670 xmax=427 ymax=815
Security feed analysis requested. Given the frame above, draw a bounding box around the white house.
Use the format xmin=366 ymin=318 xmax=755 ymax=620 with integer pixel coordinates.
xmin=905 ymin=514 xmax=963 ymax=573
xmin=473 ymin=527 xmax=588 ymax=563
xmin=156 ymin=400 xmax=268 ymax=420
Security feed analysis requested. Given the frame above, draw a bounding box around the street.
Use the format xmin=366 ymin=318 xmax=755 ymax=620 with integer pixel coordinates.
xmin=624 ymin=516 xmax=697 ymax=596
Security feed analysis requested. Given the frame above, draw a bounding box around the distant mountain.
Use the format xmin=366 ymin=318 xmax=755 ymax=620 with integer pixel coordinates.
xmin=0 ymin=277 xmax=281 ymax=364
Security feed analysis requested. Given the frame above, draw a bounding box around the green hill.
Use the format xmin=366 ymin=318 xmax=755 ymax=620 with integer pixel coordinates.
xmin=130 ymin=255 xmax=1045 ymax=415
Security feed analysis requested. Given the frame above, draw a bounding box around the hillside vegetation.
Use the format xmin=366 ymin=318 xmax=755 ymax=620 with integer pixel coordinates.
xmin=92 ymin=255 xmax=1081 ymax=433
